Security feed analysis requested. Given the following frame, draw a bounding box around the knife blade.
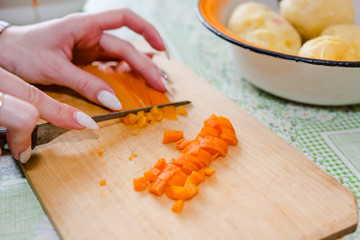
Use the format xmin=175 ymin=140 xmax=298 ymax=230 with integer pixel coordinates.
xmin=0 ymin=100 xmax=191 ymax=151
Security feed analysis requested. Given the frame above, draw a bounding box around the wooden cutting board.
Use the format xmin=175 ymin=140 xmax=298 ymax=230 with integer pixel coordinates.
xmin=21 ymin=43 xmax=358 ymax=240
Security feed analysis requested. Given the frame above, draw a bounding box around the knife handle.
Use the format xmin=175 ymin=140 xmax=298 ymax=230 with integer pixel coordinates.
xmin=0 ymin=127 xmax=37 ymax=151
xmin=0 ymin=128 xmax=8 ymax=150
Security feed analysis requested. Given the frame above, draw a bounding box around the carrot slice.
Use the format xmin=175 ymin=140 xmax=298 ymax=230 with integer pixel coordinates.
xmin=162 ymin=130 xmax=184 ymax=144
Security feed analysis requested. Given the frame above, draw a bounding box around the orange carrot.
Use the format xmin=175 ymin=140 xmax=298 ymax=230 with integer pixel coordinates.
xmin=163 ymin=106 xmax=177 ymax=120
xmin=176 ymin=106 xmax=188 ymax=115
xmin=162 ymin=130 xmax=184 ymax=144
xmin=99 ymin=179 xmax=106 ymax=187
xmin=171 ymin=200 xmax=185 ymax=213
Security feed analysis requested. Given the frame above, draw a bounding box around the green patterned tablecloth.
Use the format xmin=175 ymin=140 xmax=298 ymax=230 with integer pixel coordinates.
xmin=1 ymin=0 xmax=360 ymax=239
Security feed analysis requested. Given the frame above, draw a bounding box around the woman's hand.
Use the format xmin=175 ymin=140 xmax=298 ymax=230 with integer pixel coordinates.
xmin=0 ymin=8 xmax=169 ymax=163
xmin=0 ymin=8 xmax=168 ymax=111
xmin=0 ymin=68 xmax=99 ymax=163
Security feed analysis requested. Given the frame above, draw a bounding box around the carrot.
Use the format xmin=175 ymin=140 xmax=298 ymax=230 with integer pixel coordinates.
xmin=162 ymin=130 xmax=184 ymax=144
xmin=133 ymin=114 xmax=238 ymax=213
xmin=176 ymin=139 xmax=196 ymax=150
xmin=176 ymin=106 xmax=188 ymax=115
xmin=197 ymin=126 xmax=219 ymax=138
xmin=148 ymin=163 xmax=181 ymax=196
xmin=204 ymin=168 xmax=215 ymax=176
xmin=167 ymin=171 xmax=188 ymax=186
xmin=99 ymin=180 xmax=106 ymax=187
xmin=171 ymin=200 xmax=185 ymax=213
xmin=165 ymin=183 xmax=199 ymax=200
xmin=163 ymin=106 xmax=177 ymax=120
xmin=198 ymin=136 xmax=228 ymax=157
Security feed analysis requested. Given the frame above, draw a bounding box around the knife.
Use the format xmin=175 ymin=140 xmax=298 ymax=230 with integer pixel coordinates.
xmin=0 ymin=100 xmax=191 ymax=151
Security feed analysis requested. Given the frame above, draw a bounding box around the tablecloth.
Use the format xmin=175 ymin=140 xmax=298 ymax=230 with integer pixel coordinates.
xmin=1 ymin=0 xmax=360 ymax=239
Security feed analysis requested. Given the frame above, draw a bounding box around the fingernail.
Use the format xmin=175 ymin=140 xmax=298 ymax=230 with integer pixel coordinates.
xmin=19 ymin=146 xmax=32 ymax=164
xmin=97 ymin=90 xmax=122 ymax=110
xmin=161 ymin=77 xmax=174 ymax=96
xmin=159 ymin=68 xmax=173 ymax=83
xmin=75 ymin=112 xmax=99 ymax=130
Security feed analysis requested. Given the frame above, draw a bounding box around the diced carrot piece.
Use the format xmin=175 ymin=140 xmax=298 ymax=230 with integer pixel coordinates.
xmin=150 ymin=106 xmax=163 ymax=121
xmin=154 ymin=158 xmax=167 ymax=171
xmin=184 ymin=154 xmax=205 ymax=169
xmin=185 ymin=170 xmax=205 ymax=186
xmin=197 ymin=149 xmax=212 ymax=167
xmin=182 ymin=142 xmax=200 ymax=155
xmin=204 ymin=168 xmax=215 ymax=176
xmin=171 ymin=154 xmax=186 ymax=167
xmin=99 ymin=179 xmax=107 ymax=187
xmin=171 ymin=200 xmax=185 ymax=213
xmin=165 ymin=183 xmax=199 ymax=200
xmin=198 ymin=136 xmax=228 ymax=157
xmin=176 ymin=139 xmax=196 ymax=150
xmin=220 ymin=132 xmax=238 ymax=146
xmin=163 ymin=106 xmax=177 ymax=120
xmin=176 ymin=106 xmax=188 ymax=115
xmin=197 ymin=126 xmax=219 ymax=138
xmin=218 ymin=116 xmax=235 ymax=131
xmin=182 ymin=161 xmax=199 ymax=175
xmin=137 ymin=111 xmax=145 ymax=118
xmin=128 ymin=113 xmax=140 ymax=125
xmin=133 ymin=177 xmax=147 ymax=191
xmin=145 ymin=112 xmax=155 ymax=124
xmin=121 ymin=115 xmax=131 ymax=125
xmin=167 ymin=171 xmax=188 ymax=186
xmin=149 ymin=163 xmax=181 ymax=196
xmin=137 ymin=116 xmax=147 ymax=128
xmin=162 ymin=130 xmax=184 ymax=144
xmin=204 ymin=114 xmax=220 ymax=128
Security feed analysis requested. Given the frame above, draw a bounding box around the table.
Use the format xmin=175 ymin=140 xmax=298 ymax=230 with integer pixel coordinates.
xmin=1 ymin=0 xmax=360 ymax=239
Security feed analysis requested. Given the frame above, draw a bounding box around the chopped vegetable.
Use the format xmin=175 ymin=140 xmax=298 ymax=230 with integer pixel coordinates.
xmin=162 ymin=130 xmax=184 ymax=144
xmin=99 ymin=180 xmax=106 ymax=187
xmin=171 ymin=200 xmax=184 ymax=213
xmin=162 ymin=106 xmax=177 ymax=120
xmin=133 ymin=114 xmax=238 ymax=213
xmin=176 ymin=106 xmax=188 ymax=115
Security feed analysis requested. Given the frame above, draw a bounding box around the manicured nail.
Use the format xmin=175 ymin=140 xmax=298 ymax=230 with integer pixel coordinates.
xmin=75 ymin=112 xmax=99 ymax=130
xmin=159 ymin=68 xmax=173 ymax=83
xmin=19 ymin=146 xmax=32 ymax=164
xmin=161 ymin=76 xmax=174 ymax=96
xmin=97 ymin=90 xmax=122 ymax=110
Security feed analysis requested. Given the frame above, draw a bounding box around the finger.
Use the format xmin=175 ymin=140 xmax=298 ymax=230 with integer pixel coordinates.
xmin=49 ymin=60 xmax=123 ymax=111
xmin=85 ymin=8 xmax=167 ymax=52
xmin=0 ymin=69 xmax=98 ymax=130
xmin=99 ymin=34 xmax=167 ymax=92
xmin=0 ymin=93 xmax=37 ymax=163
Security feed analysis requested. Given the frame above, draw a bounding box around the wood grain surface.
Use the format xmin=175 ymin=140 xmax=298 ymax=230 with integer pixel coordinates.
xmin=21 ymin=44 xmax=358 ymax=240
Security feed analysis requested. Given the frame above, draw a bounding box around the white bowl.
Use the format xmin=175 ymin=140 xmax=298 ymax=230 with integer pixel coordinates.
xmin=196 ymin=0 xmax=360 ymax=106
xmin=0 ymin=0 xmax=86 ymax=25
